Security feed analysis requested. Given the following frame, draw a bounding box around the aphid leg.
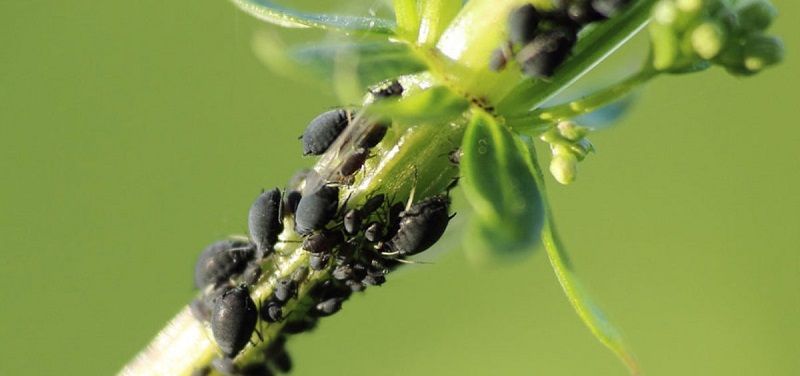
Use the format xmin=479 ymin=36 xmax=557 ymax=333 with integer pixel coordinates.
xmin=405 ymin=166 xmax=419 ymax=211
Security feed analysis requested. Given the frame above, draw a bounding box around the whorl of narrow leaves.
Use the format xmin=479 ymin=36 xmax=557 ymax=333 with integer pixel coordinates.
xmin=119 ymin=1 xmax=783 ymax=375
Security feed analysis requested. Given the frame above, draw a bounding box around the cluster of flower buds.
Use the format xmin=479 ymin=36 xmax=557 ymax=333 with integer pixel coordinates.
xmin=490 ymin=1 xmax=632 ymax=78
xmin=650 ymin=0 xmax=783 ymax=75
xmin=540 ymin=121 xmax=594 ymax=185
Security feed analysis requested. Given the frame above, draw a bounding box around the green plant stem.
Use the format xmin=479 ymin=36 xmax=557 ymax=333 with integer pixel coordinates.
xmin=118 ymin=82 xmax=464 ymax=375
xmin=508 ymin=67 xmax=658 ymax=134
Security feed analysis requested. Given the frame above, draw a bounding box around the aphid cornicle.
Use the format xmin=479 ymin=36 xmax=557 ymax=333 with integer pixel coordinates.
xmin=387 ymin=195 xmax=452 ymax=256
xmin=194 ymin=239 xmax=255 ymax=289
xmin=300 ymin=108 xmax=350 ymax=156
xmin=211 ymin=285 xmax=258 ymax=358
xmin=294 ymin=185 xmax=340 ymax=236
xmin=248 ymin=188 xmax=283 ymax=257
xmin=508 ymin=4 xmax=541 ymax=45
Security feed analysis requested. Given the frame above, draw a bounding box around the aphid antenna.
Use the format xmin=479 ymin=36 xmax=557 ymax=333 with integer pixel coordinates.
xmin=391 ymin=258 xmax=433 ymax=266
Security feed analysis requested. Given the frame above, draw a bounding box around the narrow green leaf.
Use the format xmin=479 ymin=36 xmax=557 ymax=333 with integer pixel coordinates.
xmin=460 ymin=110 xmax=544 ymax=257
xmin=393 ymin=0 xmax=420 ymax=40
xmin=365 ymin=86 xmax=468 ymax=123
xmin=231 ymin=0 xmax=396 ymax=36
xmin=252 ymin=34 xmax=426 ymax=101
xmin=521 ymin=139 xmax=641 ymax=375
xmin=417 ymin=0 xmax=463 ymax=46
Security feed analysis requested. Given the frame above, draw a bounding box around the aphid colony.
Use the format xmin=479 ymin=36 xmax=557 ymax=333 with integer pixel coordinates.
xmin=189 ymin=80 xmax=454 ymax=375
xmin=490 ymin=0 xmax=632 ymax=78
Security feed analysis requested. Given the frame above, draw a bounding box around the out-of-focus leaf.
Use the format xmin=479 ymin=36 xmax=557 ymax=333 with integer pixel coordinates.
xmin=252 ymin=34 xmax=426 ymax=101
xmin=231 ymin=0 xmax=395 ymax=36
xmin=520 ymin=138 xmax=641 ymax=376
xmin=366 ymin=86 xmax=469 ymax=123
xmin=393 ymin=0 xmax=419 ymax=40
xmin=417 ymin=0 xmax=463 ymax=46
xmin=460 ymin=110 xmax=544 ymax=258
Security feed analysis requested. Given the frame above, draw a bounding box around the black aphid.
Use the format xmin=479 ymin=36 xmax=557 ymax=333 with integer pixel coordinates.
xmin=362 ymin=274 xmax=386 ymax=286
xmin=301 ymin=108 xmax=350 ymax=156
xmin=387 ymin=195 xmax=452 ymax=256
xmin=261 ymin=301 xmax=283 ymax=323
xmin=340 ymin=148 xmax=369 ymax=177
xmin=370 ymin=80 xmax=404 ymax=98
xmin=508 ymin=4 xmax=541 ymax=45
xmin=364 ymin=222 xmax=383 ymax=242
xmin=315 ymin=298 xmax=343 ymax=317
xmin=332 ymin=264 xmax=353 ymax=281
xmin=302 ymin=230 xmax=342 ymax=254
xmin=309 ymin=253 xmax=330 ymax=271
xmin=211 ymin=285 xmax=258 ymax=358
xmin=194 ymin=240 xmax=254 ymax=289
xmin=282 ymin=318 xmax=318 ymax=334
xmin=361 ymin=194 xmax=386 ymax=215
xmin=248 ymin=188 xmax=283 ymax=257
xmin=357 ymin=122 xmax=389 ymax=149
xmin=345 ymin=279 xmax=366 ymax=292
xmin=274 ymin=279 xmax=297 ymax=303
xmin=557 ymin=0 xmax=605 ymax=25
xmin=271 ymin=350 xmax=292 ymax=373
xmin=291 ymin=265 xmax=309 ymax=283
xmin=343 ymin=209 xmax=362 ymax=235
xmin=516 ymin=28 xmax=577 ymax=78
xmin=294 ymin=185 xmax=340 ymax=236
xmin=385 ymin=202 xmax=406 ymax=240
xmin=190 ymin=299 xmax=212 ymax=322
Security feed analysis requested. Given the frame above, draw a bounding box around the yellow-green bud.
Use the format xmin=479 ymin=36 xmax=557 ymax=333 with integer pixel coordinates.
xmin=550 ymin=152 xmax=578 ymax=185
xmin=653 ymin=0 xmax=679 ymax=25
xmin=691 ymin=22 xmax=725 ymax=59
xmin=556 ymin=121 xmax=588 ymax=141
xmin=676 ymin=0 xmax=702 ymax=14
xmin=650 ymin=23 xmax=680 ymax=71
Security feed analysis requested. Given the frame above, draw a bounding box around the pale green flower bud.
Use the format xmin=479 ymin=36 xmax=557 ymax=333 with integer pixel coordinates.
xmin=737 ymin=0 xmax=778 ymax=32
xmin=742 ymin=34 xmax=784 ymax=72
xmin=691 ymin=22 xmax=725 ymax=59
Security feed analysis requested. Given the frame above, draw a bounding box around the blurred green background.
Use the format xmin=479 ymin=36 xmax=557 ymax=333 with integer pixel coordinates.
xmin=1 ymin=1 xmax=797 ymax=375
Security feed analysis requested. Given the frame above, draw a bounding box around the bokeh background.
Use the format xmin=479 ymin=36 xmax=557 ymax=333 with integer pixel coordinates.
xmin=1 ymin=1 xmax=797 ymax=375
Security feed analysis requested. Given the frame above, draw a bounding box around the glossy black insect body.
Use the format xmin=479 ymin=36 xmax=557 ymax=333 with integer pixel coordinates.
xmin=387 ymin=195 xmax=452 ymax=256
xmin=248 ymin=188 xmax=283 ymax=256
xmin=340 ymin=148 xmax=369 ymax=177
xmin=211 ymin=285 xmax=258 ymax=358
xmin=315 ymin=298 xmax=343 ymax=317
xmin=508 ymin=4 xmax=541 ymax=45
xmin=271 ymin=350 xmax=292 ymax=373
xmin=364 ymin=222 xmax=383 ymax=242
xmin=301 ymin=108 xmax=350 ymax=156
xmin=332 ymin=264 xmax=353 ymax=281
xmin=261 ymin=301 xmax=283 ymax=323
xmin=283 ymin=191 xmax=302 ymax=216
xmin=361 ymin=194 xmax=386 ymax=215
xmin=362 ymin=274 xmax=386 ymax=286
xmin=194 ymin=240 xmax=255 ymax=289
xmin=343 ymin=209 xmax=362 ymax=235
xmin=357 ymin=123 xmax=389 ymax=149
xmin=302 ymin=230 xmax=342 ymax=254
xmin=274 ymin=279 xmax=297 ymax=303
xmin=517 ymin=28 xmax=577 ymax=78
xmin=294 ymin=185 xmax=339 ymax=236
xmin=309 ymin=253 xmax=330 ymax=271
